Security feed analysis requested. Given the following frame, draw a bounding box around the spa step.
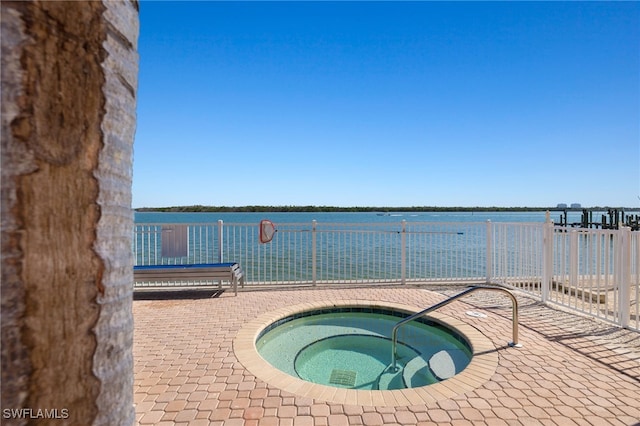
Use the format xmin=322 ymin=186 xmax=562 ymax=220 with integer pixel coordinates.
xmin=402 ymin=356 xmax=434 ymax=388
xmin=376 ymin=367 xmax=404 ymax=390
xmin=429 ymin=349 xmax=470 ymax=380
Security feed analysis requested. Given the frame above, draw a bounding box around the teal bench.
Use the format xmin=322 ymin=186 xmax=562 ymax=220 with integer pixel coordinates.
xmin=133 ymin=263 xmax=244 ymax=296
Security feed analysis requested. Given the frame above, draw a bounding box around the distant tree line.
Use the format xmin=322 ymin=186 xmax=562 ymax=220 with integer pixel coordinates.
xmin=135 ymin=205 xmax=637 ymax=213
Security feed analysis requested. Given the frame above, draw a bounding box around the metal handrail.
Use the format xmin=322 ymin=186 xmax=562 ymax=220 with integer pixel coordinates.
xmin=391 ymin=286 xmax=521 ymax=371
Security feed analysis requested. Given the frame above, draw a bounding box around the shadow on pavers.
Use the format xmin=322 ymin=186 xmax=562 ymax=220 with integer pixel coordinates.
xmin=133 ymin=288 xmax=225 ymax=300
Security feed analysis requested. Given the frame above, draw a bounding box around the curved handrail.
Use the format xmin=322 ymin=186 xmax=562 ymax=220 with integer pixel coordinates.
xmin=391 ymin=286 xmax=521 ymax=371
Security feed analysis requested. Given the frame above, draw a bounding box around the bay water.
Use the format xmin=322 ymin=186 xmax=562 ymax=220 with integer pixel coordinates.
xmin=135 ymin=210 xmax=586 ymax=225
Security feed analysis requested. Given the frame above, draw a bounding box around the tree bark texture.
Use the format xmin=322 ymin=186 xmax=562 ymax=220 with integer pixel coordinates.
xmin=1 ymin=1 xmax=139 ymax=425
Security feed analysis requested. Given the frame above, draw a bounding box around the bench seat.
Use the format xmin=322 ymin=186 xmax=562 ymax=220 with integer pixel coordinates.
xmin=134 ymin=263 xmax=244 ymax=296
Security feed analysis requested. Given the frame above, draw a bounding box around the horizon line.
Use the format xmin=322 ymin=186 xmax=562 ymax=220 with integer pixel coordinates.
xmin=135 ymin=205 xmax=639 ymax=212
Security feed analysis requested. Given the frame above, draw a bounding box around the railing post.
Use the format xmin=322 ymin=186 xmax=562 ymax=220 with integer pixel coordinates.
xmin=401 ymin=220 xmax=406 ymax=285
xmin=619 ymin=225 xmax=631 ymax=328
xmin=486 ymin=220 xmax=492 ymax=284
xmin=312 ymin=220 xmax=317 ymax=286
xmin=217 ymin=219 xmax=223 ymax=263
xmin=541 ymin=211 xmax=553 ymax=302
xmin=570 ymin=229 xmax=578 ymax=292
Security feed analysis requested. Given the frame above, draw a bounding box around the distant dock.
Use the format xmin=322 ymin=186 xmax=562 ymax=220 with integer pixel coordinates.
xmin=554 ymin=208 xmax=639 ymax=231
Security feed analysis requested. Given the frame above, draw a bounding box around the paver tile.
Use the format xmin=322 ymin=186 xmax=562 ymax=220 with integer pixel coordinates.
xmin=523 ymin=405 xmax=552 ymax=419
xmin=173 ymin=409 xmax=197 ymax=422
xmin=230 ymin=397 xmax=251 ymax=409
xmin=310 ymin=404 xmax=330 ymax=417
xmin=491 ymin=406 xmax=518 ymax=420
xmin=277 ymin=405 xmax=297 ymax=418
xmin=263 ymin=396 xmax=281 ymax=408
xmin=343 ymin=405 xmax=364 ymax=416
xmin=163 ymin=399 xmax=187 ymax=412
xmin=458 ymin=407 xmax=484 ymax=421
xmin=327 ymin=414 xmax=350 ymax=426
xmin=427 ymin=408 xmax=451 ymax=423
xmin=257 ymin=417 xmax=279 ymax=426
xmin=250 ymin=388 xmax=269 ymax=399
xmin=292 ymin=415 xmax=314 ymax=426
xmin=138 ymin=410 xmax=164 ymax=425
xmin=209 ymin=408 xmax=231 ymax=421
xmin=296 ymin=406 xmax=310 ymax=416
xmin=361 ymin=412 xmax=384 ymax=426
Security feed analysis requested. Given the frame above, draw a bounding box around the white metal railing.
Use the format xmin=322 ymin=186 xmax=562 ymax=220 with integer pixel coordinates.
xmin=631 ymin=231 xmax=640 ymax=331
xmin=134 ymin=221 xmax=493 ymax=284
xmin=538 ymin=225 xmax=638 ymax=330
xmin=133 ymin=217 xmax=639 ymax=331
xmin=490 ymin=219 xmax=638 ymax=332
xmin=489 ymin=221 xmax=545 ymax=296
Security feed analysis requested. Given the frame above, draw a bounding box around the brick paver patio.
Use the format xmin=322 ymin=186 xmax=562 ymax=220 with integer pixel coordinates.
xmin=134 ymin=286 xmax=640 ymax=425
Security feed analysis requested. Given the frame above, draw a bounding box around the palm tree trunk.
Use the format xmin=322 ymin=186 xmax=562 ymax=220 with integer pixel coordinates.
xmin=1 ymin=1 xmax=139 ymax=424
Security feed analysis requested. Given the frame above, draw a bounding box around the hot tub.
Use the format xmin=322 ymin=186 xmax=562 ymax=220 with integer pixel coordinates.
xmin=234 ymin=300 xmax=498 ymax=406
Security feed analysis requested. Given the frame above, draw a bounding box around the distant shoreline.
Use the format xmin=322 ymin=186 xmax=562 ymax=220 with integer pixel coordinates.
xmin=135 ymin=205 xmax=639 ymax=213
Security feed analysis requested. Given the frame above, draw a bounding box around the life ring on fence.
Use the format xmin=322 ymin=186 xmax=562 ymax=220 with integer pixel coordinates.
xmin=259 ymin=219 xmax=276 ymax=244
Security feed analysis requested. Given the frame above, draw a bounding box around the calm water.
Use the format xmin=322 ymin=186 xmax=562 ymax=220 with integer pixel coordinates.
xmin=135 ymin=210 xmax=587 ymax=225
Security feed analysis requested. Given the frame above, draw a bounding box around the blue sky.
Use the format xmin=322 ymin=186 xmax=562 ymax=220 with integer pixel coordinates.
xmin=133 ymin=1 xmax=639 ymax=208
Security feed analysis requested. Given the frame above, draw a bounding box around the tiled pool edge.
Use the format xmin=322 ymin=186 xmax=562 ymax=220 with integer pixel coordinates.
xmin=233 ymin=298 xmax=499 ymax=407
